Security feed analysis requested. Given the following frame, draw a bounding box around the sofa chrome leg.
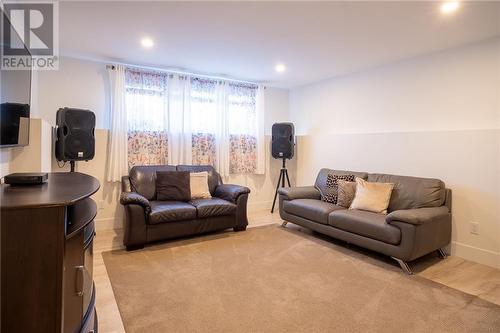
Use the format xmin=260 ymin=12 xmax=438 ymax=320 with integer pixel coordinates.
xmin=391 ymin=257 xmax=413 ymax=275
xmin=281 ymin=221 xmax=288 ymax=227
xmin=437 ymin=248 xmax=448 ymax=259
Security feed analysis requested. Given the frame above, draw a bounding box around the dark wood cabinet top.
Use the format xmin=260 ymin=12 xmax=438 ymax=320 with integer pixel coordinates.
xmin=0 ymin=172 xmax=100 ymax=210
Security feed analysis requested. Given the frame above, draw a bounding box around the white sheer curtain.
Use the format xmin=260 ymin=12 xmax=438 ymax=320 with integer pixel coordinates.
xmin=167 ymin=74 xmax=192 ymax=165
xmin=106 ymin=65 xmax=128 ymax=182
xmin=215 ymin=81 xmax=230 ymax=178
xmin=255 ymin=85 xmax=266 ymax=174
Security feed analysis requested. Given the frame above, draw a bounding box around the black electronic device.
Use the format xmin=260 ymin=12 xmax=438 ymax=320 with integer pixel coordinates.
xmin=0 ymin=103 xmax=30 ymax=147
xmin=4 ymin=172 xmax=48 ymax=185
xmin=55 ymin=108 xmax=96 ymax=172
xmin=271 ymin=122 xmax=295 ymax=159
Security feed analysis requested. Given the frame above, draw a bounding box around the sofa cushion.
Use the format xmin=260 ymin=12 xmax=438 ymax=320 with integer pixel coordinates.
xmin=367 ymin=173 xmax=445 ymax=212
xmin=328 ymin=210 xmax=401 ymax=245
xmin=130 ymin=165 xmax=177 ymax=200
xmin=149 ymin=201 xmax=197 ymax=224
xmin=315 ymin=169 xmax=368 ymax=200
xmin=283 ymin=199 xmax=345 ymax=225
xmin=190 ymin=198 xmax=236 ymax=218
xmin=177 ymin=165 xmax=221 ymax=195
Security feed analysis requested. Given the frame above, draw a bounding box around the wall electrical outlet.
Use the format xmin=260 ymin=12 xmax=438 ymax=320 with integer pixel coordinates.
xmin=470 ymin=222 xmax=479 ymax=235
xmin=98 ymin=200 xmax=105 ymax=210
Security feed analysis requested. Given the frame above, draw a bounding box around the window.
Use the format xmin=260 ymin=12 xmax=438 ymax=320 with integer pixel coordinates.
xmin=190 ymin=78 xmax=217 ymax=166
xmin=124 ymin=68 xmax=263 ymax=176
xmin=227 ymin=83 xmax=259 ymax=174
xmin=125 ymin=69 xmax=168 ymax=167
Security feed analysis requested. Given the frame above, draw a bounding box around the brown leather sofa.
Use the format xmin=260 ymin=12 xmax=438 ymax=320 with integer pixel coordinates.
xmin=278 ymin=169 xmax=452 ymax=274
xmin=120 ymin=165 xmax=250 ymax=250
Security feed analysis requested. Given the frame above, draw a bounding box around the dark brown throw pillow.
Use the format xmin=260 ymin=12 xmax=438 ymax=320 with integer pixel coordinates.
xmin=156 ymin=171 xmax=191 ymax=201
xmin=322 ymin=174 xmax=355 ymax=204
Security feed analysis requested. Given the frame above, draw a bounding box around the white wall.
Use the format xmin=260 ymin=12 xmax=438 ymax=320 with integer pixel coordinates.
xmin=32 ymin=56 xmax=291 ymax=230
xmin=264 ymin=87 xmax=289 ymax=134
xmin=36 ymin=57 xmax=110 ymax=128
xmin=9 ymin=118 xmax=52 ymax=173
xmin=290 ymin=38 xmax=500 ymax=268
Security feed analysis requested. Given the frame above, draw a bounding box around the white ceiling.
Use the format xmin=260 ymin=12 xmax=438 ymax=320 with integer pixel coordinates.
xmin=59 ymin=1 xmax=500 ymax=88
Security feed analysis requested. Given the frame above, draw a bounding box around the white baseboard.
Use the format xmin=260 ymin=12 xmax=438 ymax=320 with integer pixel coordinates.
xmin=451 ymin=241 xmax=500 ymax=269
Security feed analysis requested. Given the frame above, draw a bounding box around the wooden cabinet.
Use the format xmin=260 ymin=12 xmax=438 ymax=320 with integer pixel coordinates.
xmin=1 ymin=172 xmax=100 ymax=333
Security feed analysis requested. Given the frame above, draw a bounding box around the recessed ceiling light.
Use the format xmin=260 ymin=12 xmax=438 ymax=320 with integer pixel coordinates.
xmin=141 ymin=37 xmax=154 ymax=49
xmin=275 ymin=63 xmax=286 ymax=73
xmin=440 ymin=1 xmax=460 ymax=14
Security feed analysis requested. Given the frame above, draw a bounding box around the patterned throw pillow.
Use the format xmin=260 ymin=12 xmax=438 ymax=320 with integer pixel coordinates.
xmin=336 ymin=180 xmax=357 ymax=208
xmin=322 ymin=174 xmax=355 ymax=204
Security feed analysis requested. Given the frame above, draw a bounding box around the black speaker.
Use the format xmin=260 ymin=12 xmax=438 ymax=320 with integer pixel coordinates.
xmin=271 ymin=122 xmax=294 ymax=159
xmin=55 ymin=108 xmax=95 ymax=162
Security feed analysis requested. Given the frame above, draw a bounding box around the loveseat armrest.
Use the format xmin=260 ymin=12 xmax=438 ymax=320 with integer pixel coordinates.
xmin=386 ymin=206 xmax=450 ymax=225
xmin=278 ymin=186 xmax=321 ymax=200
xmin=120 ymin=192 xmax=151 ymax=214
xmin=122 ymin=175 xmax=132 ymax=192
xmin=214 ymin=184 xmax=251 ymax=204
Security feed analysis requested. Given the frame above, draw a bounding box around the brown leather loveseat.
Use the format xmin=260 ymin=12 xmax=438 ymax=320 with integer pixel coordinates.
xmin=120 ymin=165 xmax=250 ymax=250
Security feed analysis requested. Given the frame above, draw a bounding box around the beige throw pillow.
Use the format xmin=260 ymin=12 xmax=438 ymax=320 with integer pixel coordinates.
xmin=190 ymin=172 xmax=212 ymax=199
xmin=336 ymin=180 xmax=357 ymax=208
xmin=349 ymin=177 xmax=394 ymax=214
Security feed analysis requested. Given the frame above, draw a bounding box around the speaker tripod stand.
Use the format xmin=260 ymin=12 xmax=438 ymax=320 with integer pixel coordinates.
xmin=271 ymin=158 xmax=291 ymax=213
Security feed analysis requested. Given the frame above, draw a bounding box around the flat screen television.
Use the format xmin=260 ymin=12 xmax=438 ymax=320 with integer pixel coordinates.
xmin=0 ymin=8 xmax=32 ymax=148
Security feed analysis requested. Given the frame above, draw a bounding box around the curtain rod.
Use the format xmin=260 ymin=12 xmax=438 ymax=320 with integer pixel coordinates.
xmin=106 ymin=63 xmax=262 ymax=86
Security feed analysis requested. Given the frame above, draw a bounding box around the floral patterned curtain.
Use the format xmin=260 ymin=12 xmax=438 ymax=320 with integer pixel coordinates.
xmin=192 ymin=133 xmax=216 ymax=165
xmin=128 ymin=130 xmax=168 ymax=167
xmin=229 ymin=134 xmax=257 ymax=174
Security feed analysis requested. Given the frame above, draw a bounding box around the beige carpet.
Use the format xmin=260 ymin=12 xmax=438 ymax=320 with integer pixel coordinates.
xmin=103 ymin=225 xmax=500 ymax=332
